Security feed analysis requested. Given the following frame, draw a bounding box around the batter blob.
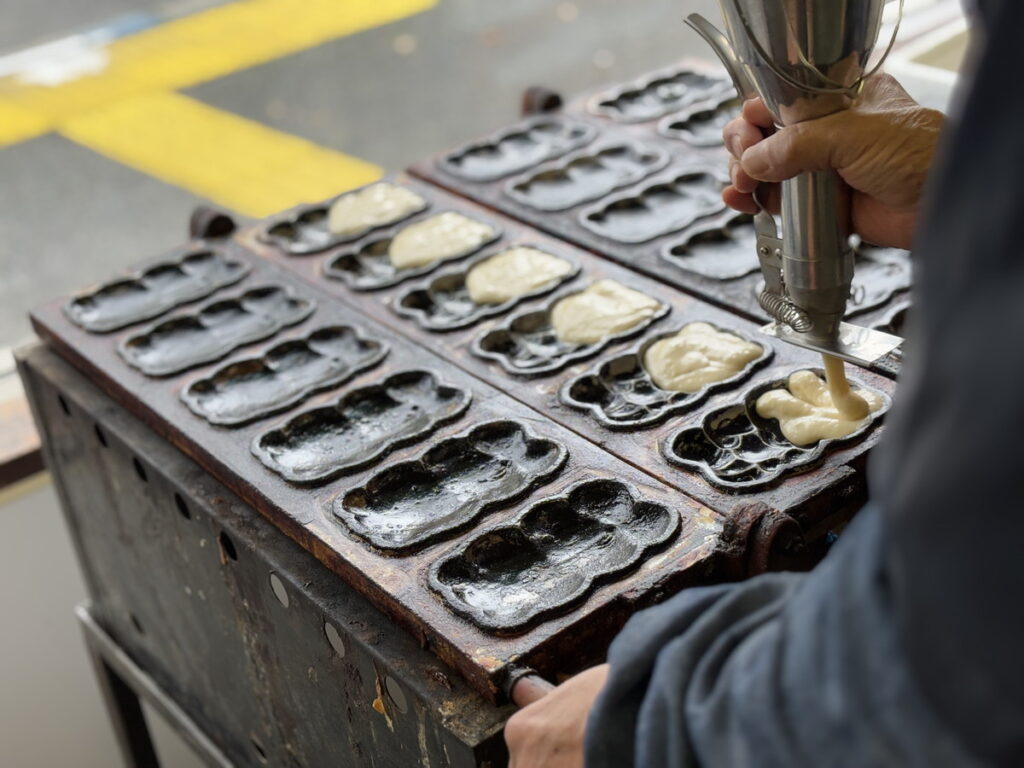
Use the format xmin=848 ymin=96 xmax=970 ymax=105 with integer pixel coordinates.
xmin=821 ymin=354 xmax=871 ymax=420
xmin=550 ymin=279 xmax=661 ymax=345
xmin=465 ymin=247 xmax=573 ymax=305
xmin=755 ymin=369 xmax=883 ymax=446
xmin=327 ymin=183 xmax=426 ymax=236
xmin=643 ymin=323 xmax=763 ymax=393
xmin=388 ymin=212 xmax=496 ymax=270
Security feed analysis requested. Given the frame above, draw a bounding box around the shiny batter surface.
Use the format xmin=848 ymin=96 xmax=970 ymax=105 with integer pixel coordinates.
xmin=465 ymin=247 xmax=573 ymax=304
xmin=550 ymin=279 xmax=660 ymax=345
xmin=822 ymin=354 xmax=871 ymax=420
xmin=326 ymin=183 xmax=426 ymax=236
xmin=643 ymin=322 xmax=763 ymax=393
xmin=756 ymin=369 xmax=883 ymax=446
xmin=388 ymin=212 xmax=496 ymax=269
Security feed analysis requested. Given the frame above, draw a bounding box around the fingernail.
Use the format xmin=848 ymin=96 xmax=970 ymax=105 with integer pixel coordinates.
xmin=730 ymin=163 xmax=740 ymax=187
xmin=730 ymin=135 xmax=743 ymax=158
xmin=740 ymin=146 xmax=766 ymax=177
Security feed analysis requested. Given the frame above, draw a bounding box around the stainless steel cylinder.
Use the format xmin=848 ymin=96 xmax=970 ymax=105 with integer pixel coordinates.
xmin=781 ymin=170 xmax=855 ymax=343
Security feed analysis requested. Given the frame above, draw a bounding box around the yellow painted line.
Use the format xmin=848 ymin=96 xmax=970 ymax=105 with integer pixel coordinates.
xmin=0 ymin=99 xmax=50 ymax=147
xmin=61 ymin=91 xmax=382 ymax=218
xmin=0 ymin=0 xmax=435 ymax=125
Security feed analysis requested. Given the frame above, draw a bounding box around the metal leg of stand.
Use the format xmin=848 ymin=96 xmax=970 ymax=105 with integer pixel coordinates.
xmin=77 ymin=603 xmax=233 ymax=768
xmin=80 ymin=614 xmax=161 ymax=767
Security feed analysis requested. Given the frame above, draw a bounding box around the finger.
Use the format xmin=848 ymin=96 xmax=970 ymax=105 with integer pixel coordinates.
xmin=722 ymin=187 xmax=759 ymax=214
xmin=729 ymin=157 xmax=758 ymax=194
xmin=755 ymin=182 xmax=782 ymax=214
xmin=742 ymin=97 xmax=775 ymax=129
xmin=723 ymin=183 xmax=781 ymax=214
xmin=723 ymin=115 xmax=767 ymax=160
xmin=740 ymin=120 xmax=839 ymax=183
xmin=511 ymin=675 xmax=555 ymax=708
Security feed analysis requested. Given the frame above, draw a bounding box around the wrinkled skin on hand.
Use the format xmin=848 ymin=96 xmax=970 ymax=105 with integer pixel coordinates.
xmin=722 ymin=73 xmax=945 ymax=250
xmin=505 ymin=665 xmax=609 ymax=768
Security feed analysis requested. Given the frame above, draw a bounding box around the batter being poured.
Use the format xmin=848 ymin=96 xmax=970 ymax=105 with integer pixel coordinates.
xmin=756 ymin=360 xmax=882 ymax=447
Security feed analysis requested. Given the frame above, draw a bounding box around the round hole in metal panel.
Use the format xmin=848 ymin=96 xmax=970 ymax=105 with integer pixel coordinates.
xmin=94 ymin=424 xmax=108 ymax=448
xmin=324 ymin=622 xmax=346 ymax=658
xmin=58 ymin=394 xmax=70 ymax=416
xmin=132 ymin=457 xmax=148 ymax=482
xmin=218 ymin=531 xmax=237 ymax=562
xmin=269 ymin=572 xmax=289 ymax=608
xmin=174 ymin=492 xmax=191 ymax=520
xmin=385 ymin=676 xmax=408 ymax=713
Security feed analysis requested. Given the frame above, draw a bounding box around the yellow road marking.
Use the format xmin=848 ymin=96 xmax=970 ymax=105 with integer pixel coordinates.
xmin=0 ymin=0 xmax=435 ymax=125
xmin=0 ymin=0 xmax=434 ymax=212
xmin=0 ymin=99 xmax=50 ymax=146
xmin=61 ymin=91 xmax=382 ymax=218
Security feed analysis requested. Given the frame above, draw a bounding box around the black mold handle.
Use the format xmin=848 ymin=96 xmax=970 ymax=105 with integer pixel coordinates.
xmin=521 ymin=86 xmax=563 ymax=117
xmin=189 ymin=206 xmax=237 ymax=240
xmin=506 ymin=665 xmax=556 ymax=707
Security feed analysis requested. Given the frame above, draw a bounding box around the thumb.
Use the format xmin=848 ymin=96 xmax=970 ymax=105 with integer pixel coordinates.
xmin=740 ymin=118 xmax=844 ymax=183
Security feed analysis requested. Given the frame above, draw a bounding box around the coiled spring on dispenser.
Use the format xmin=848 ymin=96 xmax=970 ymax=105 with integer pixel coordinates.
xmin=758 ymin=291 xmax=812 ymax=332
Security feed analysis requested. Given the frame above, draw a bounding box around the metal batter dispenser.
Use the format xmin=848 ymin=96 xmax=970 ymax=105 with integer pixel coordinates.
xmin=688 ymin=0 xmax=905 ymax=366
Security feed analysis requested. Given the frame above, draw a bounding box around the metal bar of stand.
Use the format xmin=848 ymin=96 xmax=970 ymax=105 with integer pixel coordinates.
xmin=77 ymin=603 xmax=233 ymax=768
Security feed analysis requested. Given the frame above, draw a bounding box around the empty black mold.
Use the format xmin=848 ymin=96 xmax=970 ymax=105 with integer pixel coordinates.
xmin=65 ymin=249 xmax=250 ymax=332
xmin=663 ymin=370 xmax=890 ymax=492
xmin=846 ymin=246 xmax=912 ymax=318
xmin=658 ymin=95 xmax=742 ymax=147
xmin=579 ymin=170 xmax=726 ymax=244
xmin=504 ymin=142 xmax=670 ymax=212
xmin=180 ymin=325 xmax=388 ymax=426
xmin=118 ymin=286 xmax=315 ymax=376
xmin=391 ymin=247 xmax=581 ymax=332
xmin=430 ymin=479 xmax=680 ymax=634
xmin=471 ymin=285 xmax=669 ymax=377
xmin=438 ymin=117 xmax=597 ymax=182
xmin=875 ymin=301 xmax=910 ymax=337
xmin=259 ymin=187 xmax=428 ymax=255
xmin=322 ymin=214 xmax=501 ymax=291
xmin=661 ymin=212 xmax=759 ymax=280
xmin=251 ymin=370 xmax=471 ymax=484
xmin=588 ymin=67 xmax=733 ymax=122
xmin=335 ymin=421 xmax=568 ymax=551
xmin=560 ymin=324 xmax=772 ymax=429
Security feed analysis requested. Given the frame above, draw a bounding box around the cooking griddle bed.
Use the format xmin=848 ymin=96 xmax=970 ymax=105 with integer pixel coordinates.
xmin=30 ymin=60 xmax=904 ymax=704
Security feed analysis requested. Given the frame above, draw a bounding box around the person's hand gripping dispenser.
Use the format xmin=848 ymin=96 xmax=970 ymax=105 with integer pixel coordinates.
xmin=687 ymin=1 xmax=904 ymax=367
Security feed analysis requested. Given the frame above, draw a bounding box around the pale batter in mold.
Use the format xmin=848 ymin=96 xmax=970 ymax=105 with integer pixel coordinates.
xmin=388 ymin=212 xmax=497 ymax=270
xmin=465 ymin=247 xmax=573 ymax=305
xmin=755 ymin=369 xmax=883 ymax=446
xmin=550 ymin=279 xmax=661 ymax=345
xmin=327 ymin=183 xmax=426 ymax=236
xmin=822 ymin=354 xmax=870 ymax=420
xmin=643 ymin=323 xmax=763 ymax=393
